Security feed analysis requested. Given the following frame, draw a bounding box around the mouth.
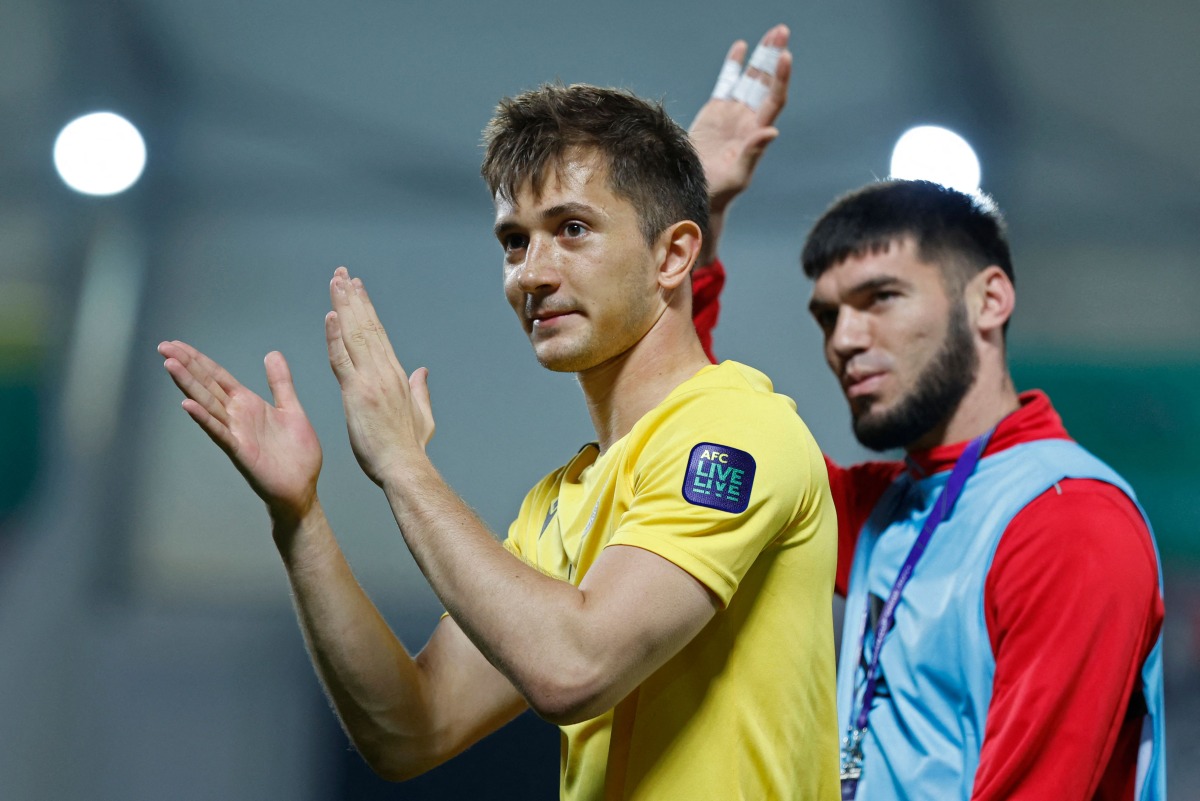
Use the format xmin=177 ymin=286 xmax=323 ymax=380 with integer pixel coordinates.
xmin=528 ymin=309 xmax=577 ymax=331
xmin=843 ymin=371 xmax=886 ymax=399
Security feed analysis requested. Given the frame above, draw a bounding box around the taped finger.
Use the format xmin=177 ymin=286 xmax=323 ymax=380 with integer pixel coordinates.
xmin=747 ymin=43 xmax=784 ymax=77
xmin=711 ymin=58 xmax=742 ymax=100
xmin=731 ymin=74 xmax=771 ymax=111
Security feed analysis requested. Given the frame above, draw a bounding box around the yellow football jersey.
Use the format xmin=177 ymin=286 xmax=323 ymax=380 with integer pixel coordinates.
xmin=504 ymin=361 xmax=839 ymax=800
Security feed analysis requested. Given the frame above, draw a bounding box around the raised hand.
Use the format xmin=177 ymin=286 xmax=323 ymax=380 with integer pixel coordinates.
xmin=158 ymin=340 xmax=323 ymax=522
xmin=689 ymin=24 xmax=792 ymax=213
xmin=326 ymin=266 xmax=435 ymax=488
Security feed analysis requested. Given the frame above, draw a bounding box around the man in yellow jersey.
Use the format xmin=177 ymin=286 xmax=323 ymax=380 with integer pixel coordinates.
xmin=159 ymin=82 xmax=838 ymax=799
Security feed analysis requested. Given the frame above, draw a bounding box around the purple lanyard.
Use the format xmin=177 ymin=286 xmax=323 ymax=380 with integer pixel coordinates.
xmin=840 ymin=427 xmax=994 ymax=801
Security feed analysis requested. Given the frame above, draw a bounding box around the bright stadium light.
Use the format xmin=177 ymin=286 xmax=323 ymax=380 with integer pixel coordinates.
xmin=53 ymin=111 xmax=147 ymax=196
xmin=890 ymin=125 xmax=981 ymax=195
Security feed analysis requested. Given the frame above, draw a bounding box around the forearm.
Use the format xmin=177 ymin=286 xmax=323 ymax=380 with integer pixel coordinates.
xmin=326 ymin=269 xmax=712 ymax=724
xmin=273 ymin=502 xmax=442 ymax=778
xmin=381 ymin=458 xmax=641 ymax=723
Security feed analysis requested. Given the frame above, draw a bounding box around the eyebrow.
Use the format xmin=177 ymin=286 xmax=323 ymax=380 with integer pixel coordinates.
xmin=493 ymin=201 xmax=599 ymax=239
xmin=808 ymin=275 xmax=907 ymax=315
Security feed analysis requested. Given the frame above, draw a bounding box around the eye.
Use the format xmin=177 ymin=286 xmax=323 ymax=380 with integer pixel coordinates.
xmin=871 ymin=289 xmax=900 ymax=307
xmin=813 ymin=309 xmax=837 ymax=333
xmin=502 ymin=233 xmax=529 ymax=253
xmin=561 ymin=221 xmax=588 ymax=239
xmin=809 ymin=304 xmax=837 ymax=333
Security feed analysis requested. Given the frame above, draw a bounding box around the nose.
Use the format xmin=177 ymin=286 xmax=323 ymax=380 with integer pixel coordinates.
xmin=828 ymin=306 xmax=871 ymax=362
xmin=515 ymin=236 xmax=559 ymax=295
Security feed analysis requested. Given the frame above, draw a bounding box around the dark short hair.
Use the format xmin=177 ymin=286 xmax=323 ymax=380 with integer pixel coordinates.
xmin=481 ymin=83 xmax=709 ymax=245
xmin=801 ymin=180 xmax=1013 ymax=287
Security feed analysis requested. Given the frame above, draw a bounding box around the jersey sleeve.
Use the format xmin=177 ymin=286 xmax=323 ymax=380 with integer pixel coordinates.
xmin=607 ymin=386 xmax=831 ymax=607
xmin=691 ymin=260 xmax=725 ymax=364
xmin=970 ymin=479 xmax=1164 ymax=801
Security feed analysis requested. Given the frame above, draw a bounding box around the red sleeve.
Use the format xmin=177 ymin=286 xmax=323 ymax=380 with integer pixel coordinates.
xmin=691 ymin=260 xmax=725 ymax=364
xmin=825 ymin=456 xmax=905 ymax=596
xmin=971 ymin=479 xmax=1163 ymax=801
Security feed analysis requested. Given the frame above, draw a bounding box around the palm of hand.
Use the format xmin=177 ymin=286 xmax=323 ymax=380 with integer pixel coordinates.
xmin=160 ymin=340 xmax=323 ymax=520
xmin=690 ymin=101 xmax=762 ymax=198
xmin=225 ymin=386 xmax=323 ymax=512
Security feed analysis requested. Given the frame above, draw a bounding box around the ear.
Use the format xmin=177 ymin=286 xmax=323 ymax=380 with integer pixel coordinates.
xmin=969 ymin=266 xmax=1015 ymax=335
xmin=655 ymin=220 xmax=703 ymax=291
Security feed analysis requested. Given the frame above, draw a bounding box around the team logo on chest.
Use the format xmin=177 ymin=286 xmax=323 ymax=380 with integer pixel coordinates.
xmin=682 ymin=442 xmax=756 ymax=514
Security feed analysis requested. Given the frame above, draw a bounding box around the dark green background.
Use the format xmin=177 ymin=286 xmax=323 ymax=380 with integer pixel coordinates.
xmin=1012 ymin=352 xmax=1200 ymax=563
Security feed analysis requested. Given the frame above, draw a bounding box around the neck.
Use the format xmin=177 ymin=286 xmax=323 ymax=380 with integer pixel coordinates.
xmin=577 ymin=315 xmax=711 ymax=452
xmin=907 ymin=365 xmax=1020 ymax=453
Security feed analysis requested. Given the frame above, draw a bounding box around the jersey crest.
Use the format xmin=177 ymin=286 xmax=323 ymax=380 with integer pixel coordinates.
xmin=682 ymin=442 xmax=756 ymax=513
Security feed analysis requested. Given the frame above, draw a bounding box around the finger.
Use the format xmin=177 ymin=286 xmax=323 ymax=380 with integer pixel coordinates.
xmin=158 ymin=341 xmax=228 ymax=405
xmin=180 ymin=397 xmax=238 ymax=456
xmin=160 ymin=340 xmax=233 ymax=401
xmin=325 ymin=310 xmax=354 ymax=384
xmin=756 ymin=48 xmax=791 ymax=126
xmin=745 ymin=25 xmax=787 ymax=79
xmin=263 ymin=351 xmax=302 ymax=411
xmin=343 ymin=272 xmax=407 ymax=387
xmin=762 ymin=22 xmax=790 ymax=49
xmin=332 ymin=268 xmax=389 ymax=376
xmin=350 ymin=276 xmax=405 ymax=374
xmin=726 ymin=39 xmax=747 ymax=65
xmin=735 ymin=25 xmax=790 ymax=114
xmin=159 ymin=340 xmax=237 ymax=402
xmin=740 ymin=127 xmax=781 ymax=165
xmin=711 ymin=40 xmax=746 ymax=100
xmin=163 ymin=355 xmax=231 ymax=427
xmin=330 ymin=268 xmax=370 ymax=369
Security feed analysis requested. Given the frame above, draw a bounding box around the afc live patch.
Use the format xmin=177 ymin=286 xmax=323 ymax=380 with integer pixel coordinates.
xmin=682 ymin=443 xmax=756 ymax=514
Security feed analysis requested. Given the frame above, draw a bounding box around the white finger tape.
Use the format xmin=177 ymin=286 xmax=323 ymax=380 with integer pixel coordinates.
xmin=731 ymin=75 xmax=770 ymax=110
xmin=747 ymin=44 xmax=783 ymax=76
xmin=711 ymin=58 xmax=742 ymax=100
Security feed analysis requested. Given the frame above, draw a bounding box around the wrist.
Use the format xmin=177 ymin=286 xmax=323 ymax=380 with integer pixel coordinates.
xmin=270 ymin=497 xmax=326 ymax=555
xmin=379 ymin=453 xmax=444 ymax=525
xmin=267 ymin=489 xmax=321 ymax=528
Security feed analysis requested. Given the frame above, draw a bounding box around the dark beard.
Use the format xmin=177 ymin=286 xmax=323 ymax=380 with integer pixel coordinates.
xmin=852 ymin=300 xmax=979 ymax=452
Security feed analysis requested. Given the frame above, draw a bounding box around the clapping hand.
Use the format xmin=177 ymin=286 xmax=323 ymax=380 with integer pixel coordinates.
xmin=159 ymin=340 xmax=323 ymax=523
xmin=325 ymin=266 xmax=435 ymax=488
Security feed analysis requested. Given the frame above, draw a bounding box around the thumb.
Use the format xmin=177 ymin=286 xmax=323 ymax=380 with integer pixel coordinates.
xmin=738 ymin=127 xmax=779 ymax=174
xmin=408 ymin=367 xmax=436 ymax=443
xmin=264 ymin=351 xmax=301 ymax=410
xmin=744 ymin=127 xmax=779 ymax=158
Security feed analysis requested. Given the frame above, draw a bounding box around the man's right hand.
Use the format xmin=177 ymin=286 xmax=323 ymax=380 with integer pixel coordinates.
xmin=689 ymin=24 xmax=792 ymax=269
xmin=690 ymin=24 xmax=792 ymax=215
xmin=159 ymin=340 xmax=323 ymax=525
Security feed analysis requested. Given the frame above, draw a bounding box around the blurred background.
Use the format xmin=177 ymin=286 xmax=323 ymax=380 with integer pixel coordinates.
xmin=1 ymin=0 xmax=1197 ymax=798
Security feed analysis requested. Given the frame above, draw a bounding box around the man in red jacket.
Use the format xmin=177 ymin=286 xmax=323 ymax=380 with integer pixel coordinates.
xmin=690 ymin=25 xmax=1165 ymax=801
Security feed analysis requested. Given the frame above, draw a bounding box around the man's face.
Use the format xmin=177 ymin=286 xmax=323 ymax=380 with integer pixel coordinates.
xmin=807 ymin=237 xmax=978 ymax=451
xmin=494 ymin=152 xmax=662 ymax=373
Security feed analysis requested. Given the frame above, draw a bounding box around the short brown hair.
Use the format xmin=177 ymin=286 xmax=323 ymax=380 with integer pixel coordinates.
xmin=481 ymin=83 xmax=709 ymax=245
